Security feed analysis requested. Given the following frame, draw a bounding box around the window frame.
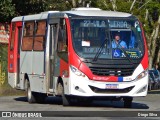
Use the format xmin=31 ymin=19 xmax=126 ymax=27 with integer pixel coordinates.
xmin=21 ymin=20 xmax=46 ymax=51
xmin=33 ymin=20 xmax=46 ymax=51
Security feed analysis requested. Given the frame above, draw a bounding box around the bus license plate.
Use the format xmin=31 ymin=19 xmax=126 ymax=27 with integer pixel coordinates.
xmin=106 ymin=84 xmax=119 ymax=89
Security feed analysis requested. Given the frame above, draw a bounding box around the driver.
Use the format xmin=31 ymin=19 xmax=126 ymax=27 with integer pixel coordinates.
xmin=112 ymin=33 xmax=127 ymax=48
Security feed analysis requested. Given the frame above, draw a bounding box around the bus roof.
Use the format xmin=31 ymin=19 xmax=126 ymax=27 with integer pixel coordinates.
xmin=12 ymin=11 xmax=59 ymax=22
xmin=64 ymin=10 xmax=132 ymax=18
xmin=12 ymin=8 xmax=134 ymax=22
xmin=12 ymin=16 xmax=23 ymax=22
xmin=51 ymin=8 xmax=133 ymax=18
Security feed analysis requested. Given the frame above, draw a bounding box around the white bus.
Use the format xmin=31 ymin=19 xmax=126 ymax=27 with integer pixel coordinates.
xmin=8 ymin=8 xmax=148 ymax=108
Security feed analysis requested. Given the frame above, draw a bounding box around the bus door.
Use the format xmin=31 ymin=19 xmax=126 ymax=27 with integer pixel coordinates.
xmin=49 ymin=21 xmax=60 ymax=90
xmin=8 ymin=22 xmax=22 ymax=88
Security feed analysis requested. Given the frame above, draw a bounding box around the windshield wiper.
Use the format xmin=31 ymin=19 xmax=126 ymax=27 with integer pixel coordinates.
xmin=92 ymin=39 xmax=134 ymax=65
xmin=116 ymin=43 xmax=134 ymax=65
xmin=93 ymin=38 xmax=108 ymax=62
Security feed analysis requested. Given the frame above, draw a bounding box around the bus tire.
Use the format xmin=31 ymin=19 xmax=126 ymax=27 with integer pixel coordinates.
xmin=59 ymin=82 xmax=71 ymax=106
xmin=26 ymin=80 xmax=36 ymax=103
xmin=123 ymin=97 xmax=133 ymax=108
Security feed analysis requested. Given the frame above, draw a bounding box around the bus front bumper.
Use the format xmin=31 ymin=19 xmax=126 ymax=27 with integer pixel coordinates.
xmin=67 ymin=70 xmax=148 ymax=97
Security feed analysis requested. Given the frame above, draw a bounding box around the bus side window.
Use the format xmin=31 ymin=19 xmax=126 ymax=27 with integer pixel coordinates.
xmin=33 ymin=21 xmax=46 ymax=51
xmin=22 ymin=22 xmax=34 ymax=51
xmin=57 ymin=19 xmax=68 ymax=62
xmin=57 ymin=20 xmax=67 ymax=52
xmin=33 ymin=36 xmax=45 ymax=51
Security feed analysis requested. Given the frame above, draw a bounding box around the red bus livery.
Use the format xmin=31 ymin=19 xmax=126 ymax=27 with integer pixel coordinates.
xmin=8 ymin=8 xmax=148 ymax=108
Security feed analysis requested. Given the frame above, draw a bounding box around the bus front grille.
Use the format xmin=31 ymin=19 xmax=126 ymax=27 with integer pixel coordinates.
xmin=89 ymin=67 xmax=134 ymax=76
xmin=89 ymin=85 xmax=135 ymax=94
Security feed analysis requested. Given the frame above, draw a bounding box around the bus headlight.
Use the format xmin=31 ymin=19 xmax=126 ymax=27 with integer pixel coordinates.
xmin=136 ymin=69 xmax=148 ymax=80
xmin=70 ymin=65 xmax=86 ymax=77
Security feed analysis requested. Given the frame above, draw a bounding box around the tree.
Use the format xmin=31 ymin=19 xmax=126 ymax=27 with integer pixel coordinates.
xmin=0 ymin=0 xmax=15 ymax=22
xmin=12 ymin=0 xmax=48 ymax=16
xmin=145 ymin=1 xmax=160 ymax=68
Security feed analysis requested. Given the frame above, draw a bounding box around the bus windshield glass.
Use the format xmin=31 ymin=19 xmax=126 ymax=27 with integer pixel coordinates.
xmin=71 ymin=18 xmax=144 ymax=60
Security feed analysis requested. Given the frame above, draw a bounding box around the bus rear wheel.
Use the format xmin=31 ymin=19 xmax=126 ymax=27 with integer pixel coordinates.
xmin=26 ymin=80 xmax=47 ymax=103
xmin=26 ymin=80 xmax=36 ymax=103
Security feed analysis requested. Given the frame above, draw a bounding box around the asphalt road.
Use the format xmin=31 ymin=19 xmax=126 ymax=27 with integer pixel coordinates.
xmin=0 ymin=90 xmax=160 ymax=120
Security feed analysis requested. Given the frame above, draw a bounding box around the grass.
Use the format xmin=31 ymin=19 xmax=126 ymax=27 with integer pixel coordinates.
xmin=0 ymin=84 xmax=25 ymax=97
xmin=0 ymin=46 xmax=25 ymax=96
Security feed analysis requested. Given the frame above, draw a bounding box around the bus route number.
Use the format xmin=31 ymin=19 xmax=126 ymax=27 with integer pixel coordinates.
xmin=83 ymin=20 xmax=106 ymax=27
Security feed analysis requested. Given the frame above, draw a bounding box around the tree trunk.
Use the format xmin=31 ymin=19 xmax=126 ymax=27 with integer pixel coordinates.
xmin=156 ymin=49 xmax=160 ymax=63
xmin=145 ymin=9 xmax=148 ymax=21
xmin=72 ymin=0 xmax=77 ymax=8
xmin=148 ymin=15 xmax=160 ymax=69
xmin=130 ymin=0 xmax=136 ymax=11
xmin=110 ymin=0 xmax=117 ymax=11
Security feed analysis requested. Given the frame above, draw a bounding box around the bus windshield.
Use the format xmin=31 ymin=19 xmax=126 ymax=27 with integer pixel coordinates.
xmin=71 ymin=18 xmax=144 ymax=60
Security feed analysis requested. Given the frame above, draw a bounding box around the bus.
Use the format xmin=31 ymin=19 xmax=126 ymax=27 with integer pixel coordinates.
xmin=8 ymin=7 xmax=148 ymax=108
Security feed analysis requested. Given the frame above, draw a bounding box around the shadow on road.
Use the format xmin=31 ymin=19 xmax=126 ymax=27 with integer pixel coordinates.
xmin=91 ymin=101 xmax=149 ymax=109
xmin=14 ymin=96 xmax=149 ymax=109
xmin=14 ymin=97 xmax=27 ymax=102
xmin=14 ymin=96 xmax=62 ymax=105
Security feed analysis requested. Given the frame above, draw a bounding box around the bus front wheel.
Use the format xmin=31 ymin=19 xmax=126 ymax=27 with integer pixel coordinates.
xmin=58 ymin=82 xmax=72 ymax=106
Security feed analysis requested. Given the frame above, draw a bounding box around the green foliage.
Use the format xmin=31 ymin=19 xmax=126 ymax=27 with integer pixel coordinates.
xmin=12 ymin=0 xmax=48 ymax=16
xmin=144 ymin=1 xmax=160 ymax=35
xmin=91 ymin=0 xmax=112 ymax=10
xmin=45 ymin=0 xmax=72 ymax=11
xmin=116 ymin=0 xmax=132 ymax=12
xmin=0 ymin=44 xmax=8 ymax=86
xmin=0 ymin=0 xmax=15 ymax=22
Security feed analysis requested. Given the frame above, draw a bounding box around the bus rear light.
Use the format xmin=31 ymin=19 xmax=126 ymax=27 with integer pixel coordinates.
xmin=136 ymin=69 xmax=148 ymax=81
xmin=70 ymin=65 xmax=86 ymax=77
